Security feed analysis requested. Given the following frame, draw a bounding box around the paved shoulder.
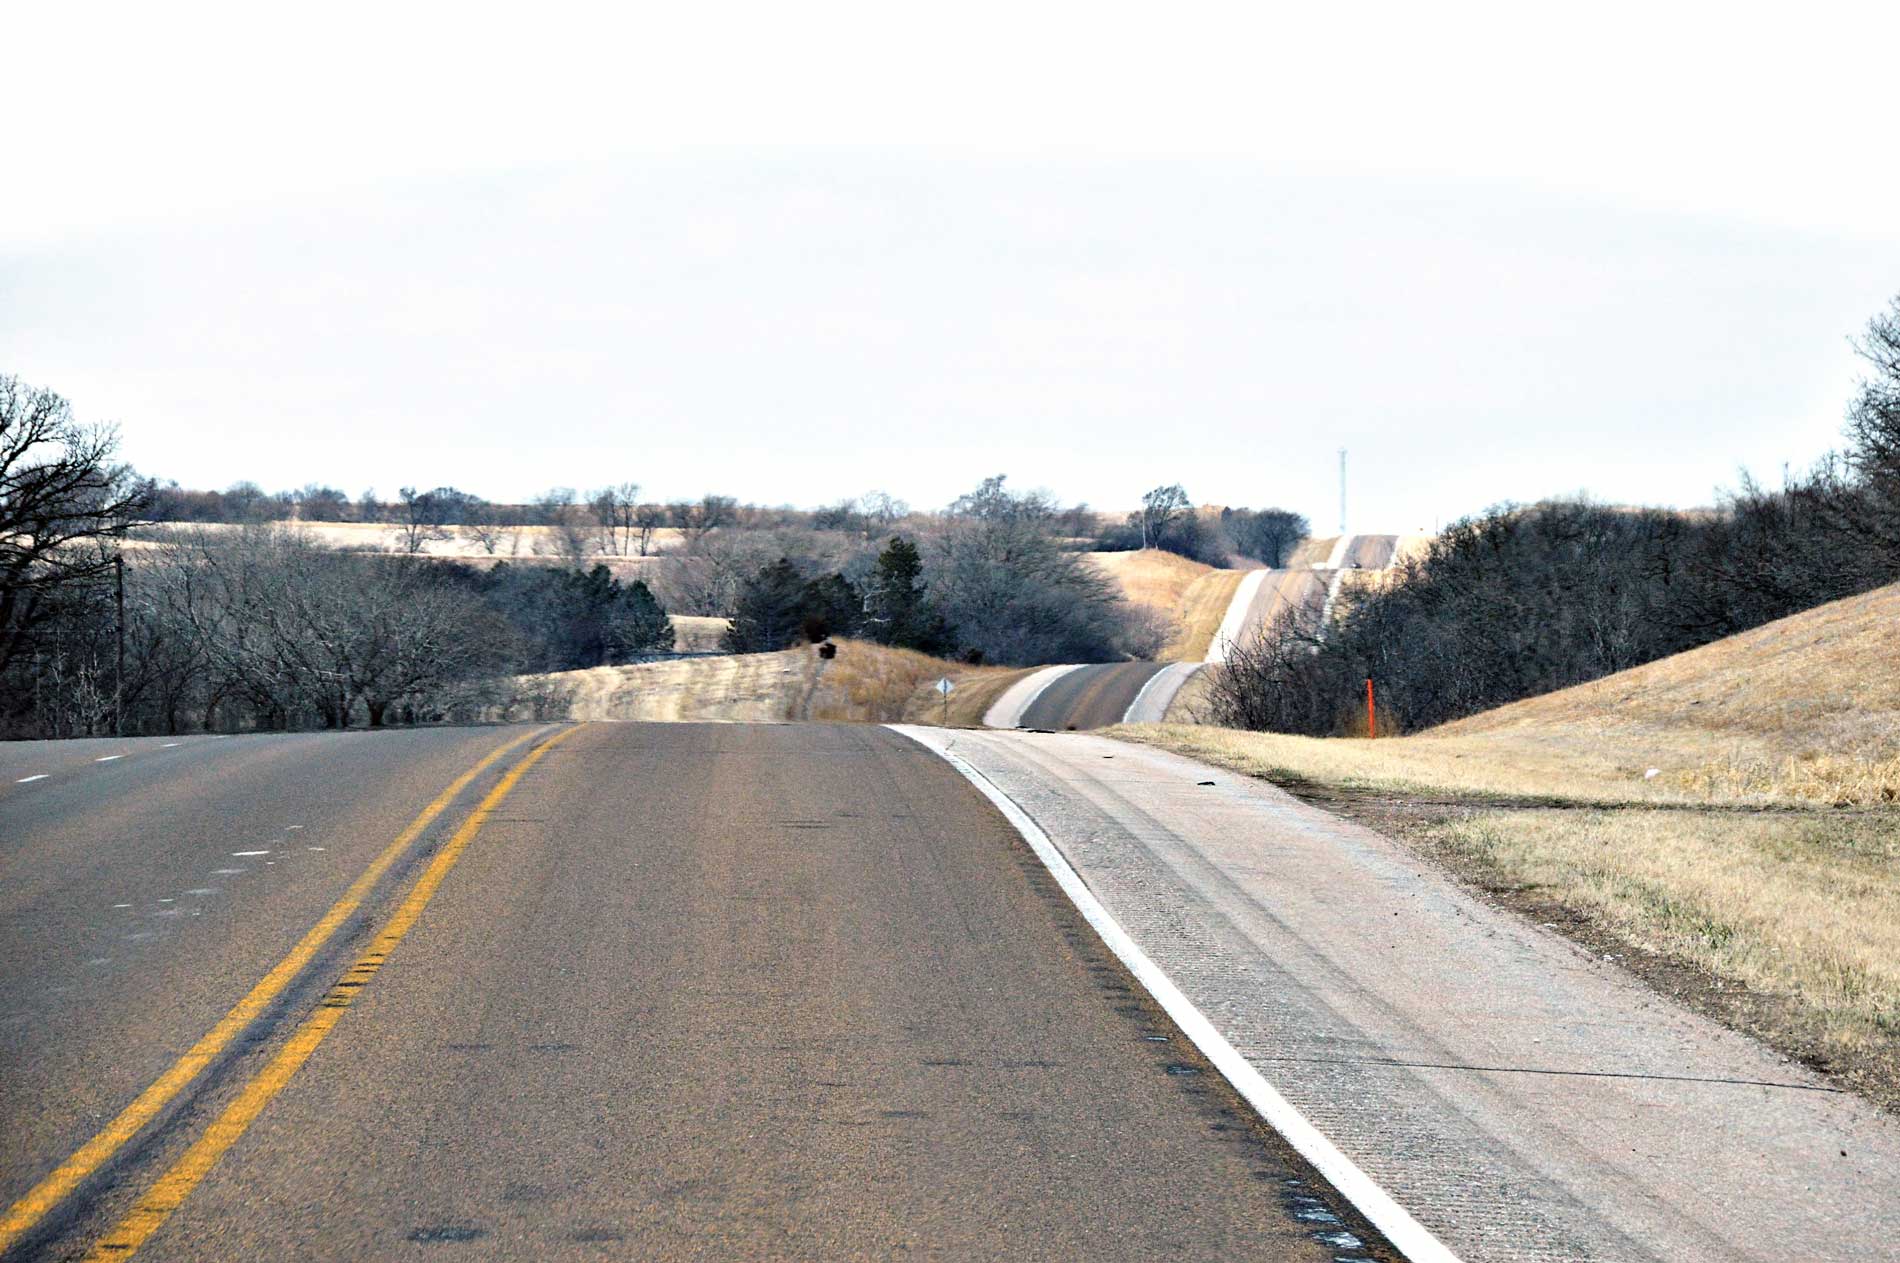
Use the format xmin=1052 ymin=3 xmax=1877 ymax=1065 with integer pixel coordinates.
xmin=896 ymin=726 xmax=1900 ymax=1263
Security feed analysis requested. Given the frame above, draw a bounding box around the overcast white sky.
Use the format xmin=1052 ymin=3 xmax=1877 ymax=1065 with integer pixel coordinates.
xmin=5 ymin=1 xmax=1899 ymax=531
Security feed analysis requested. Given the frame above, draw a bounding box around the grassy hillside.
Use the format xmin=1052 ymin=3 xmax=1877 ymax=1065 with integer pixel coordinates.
xmin=1085 ymin=549 xmax=1253 ymax=662
xmin=1437 ymin=580 xmax=1900 ymax=803
xmin=1115 ymin=582 xmax=1900 ymax=1108
xmin=1085 ymin=548 xmax=1212 ymax=607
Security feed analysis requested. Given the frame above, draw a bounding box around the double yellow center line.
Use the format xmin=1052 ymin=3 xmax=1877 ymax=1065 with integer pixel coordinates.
xmin=1 ymin=723 xmax=580 ymax=1261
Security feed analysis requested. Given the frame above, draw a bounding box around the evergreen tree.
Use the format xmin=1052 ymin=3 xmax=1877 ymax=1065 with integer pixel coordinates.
xmin=610 ymin=578 xmax=675 ymax=658
xmin=722 ymin=559 xmax=809 ymax=652
xmin=799 ymin=573 xmax=864 ymax=641
xmin=863 ymin=536 xmax=950 ymax=654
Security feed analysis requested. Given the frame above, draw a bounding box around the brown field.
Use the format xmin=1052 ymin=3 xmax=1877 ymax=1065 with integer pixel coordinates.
xmin=501 ymin=639 xmax=1021 ymax=727
xmin=1113 ymin=582 xmax=1900 ymax=1108
xmin=133 ymin=519 xmax=688 ymax=560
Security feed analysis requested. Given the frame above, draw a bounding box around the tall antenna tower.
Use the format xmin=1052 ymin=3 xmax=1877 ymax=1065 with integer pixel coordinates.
xmin=1338 ymin=448 xmax=1347 ymax=534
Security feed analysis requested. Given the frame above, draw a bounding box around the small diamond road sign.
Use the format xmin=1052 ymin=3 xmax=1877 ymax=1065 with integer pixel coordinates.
xmin=934 ymin=677 xmax=955 ymax=696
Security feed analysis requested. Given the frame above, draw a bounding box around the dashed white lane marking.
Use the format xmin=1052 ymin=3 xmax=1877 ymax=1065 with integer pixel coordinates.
xmin=232 ymin=850 xmax=270 ymax=857
xmin=16 ymin=774 xmax=48 ymax=783
xmin=161 ymin=742 xmax=181 ymax=748
xmin=212 ymin=868 xmax=245 ymax=875
xmin=894 ymin=726 xmax=1466 ymax=1263
xmin=157 ymin=898 xmax=174 ymax=904
xmin=286 ymin=825 xmax=303 ymax=830
xmin=111 ymin=903 xmax=132 ymax=909
xmin=306 ymin=846 xmax=325 ymax=851
xmin=184 ymin=888 xmax=217 ymax=896
xmin=95 ymin=755 xmax=125 ymax=763
xmin=86 ymin=958 xmax=113 ymax=966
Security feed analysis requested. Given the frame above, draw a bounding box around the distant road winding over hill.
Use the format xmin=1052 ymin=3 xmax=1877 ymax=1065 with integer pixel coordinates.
xmin=995 ymin=536 xmax=1407 ymax=731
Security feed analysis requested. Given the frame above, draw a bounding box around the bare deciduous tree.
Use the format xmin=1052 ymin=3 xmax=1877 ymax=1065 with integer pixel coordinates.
xmin=632 ymin=500 xmax=668 ymax=555
xmin=589 ymin=482 xmax=641 ymax=556
xmin=0 ymin=376 xmax=150 ymax=682
xmin=861 ymin=490 xmax=909 ymax=535
xmin=533 ymin=487 xmax=593 ymax=566
xmin=392 ymin=486 xmax=459 ymax=554
xmin=675 ymin=494 xmax=737 ymax=545
xmin=462 ymin=500 xmax=515 ymax=555
xmin=1134 ymin=484 xmax=1191 ymax=549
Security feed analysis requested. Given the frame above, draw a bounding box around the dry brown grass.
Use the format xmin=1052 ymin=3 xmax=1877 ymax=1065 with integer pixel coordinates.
xmin=1438 ymin=580 xmax=1900 ymax=806
xmin=1285 ymin=536 xmax=1338 ymax=567
xmin=1086 ymin=547 xmax=1214 ymax=607
xmin=1164 ymin=570 xmax=1248 ymax=662
xmin=1438 ymin=810 xmax=1900 ymax=1055
xmin=500 ymin=640 xmax=1016 ymax=726
xmin=507 ymin=649 xmax=818 ymax=723
xmin=1084 ymin=549 xmax=1256 ymax=663
xmin=669 ymin=615 xmax=730 ymax=654
xmin=911 ymin=666 xmax=1038 ymax=726
xmin=143 ymin=520 xmax=689 ymax=560
xmin=1117 ymin=723 xmax=1900 ymax=1096
xmin=1125 ymin=582 xmax=1900 ymax=808
xmin=1111 ymin=583 xmax=1900 ymax=1102
xmin=811 ymin=642 xmax=1004 ymax=724
xmin=1389 ymin=532 xmax=1436 ymax=567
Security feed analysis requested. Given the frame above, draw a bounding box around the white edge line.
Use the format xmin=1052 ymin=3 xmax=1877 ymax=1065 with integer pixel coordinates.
xmin=95 ymin=754 xmax=126 ymax=762
xmin=888 ymin=725 xmax=1465 ymax=1263
xmin=1121 ymin=665 xmax=1174 ymax=724
xmin=1121 ymin=662 xmax=1197 ymax=725
xmin=984 ymin=663 xmax=1085 ymax=729
xmin=16 ymin=774 xmax=49 ymax=783
xmin=1205 ymin=569 xmax=1269 ymax=664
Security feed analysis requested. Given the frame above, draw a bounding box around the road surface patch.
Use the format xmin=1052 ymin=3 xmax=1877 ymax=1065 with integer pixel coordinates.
xmin=0 ymin=724 xmax=554 ymax=1257
xmin=76 ymin=724 xmax=583 ymax=1261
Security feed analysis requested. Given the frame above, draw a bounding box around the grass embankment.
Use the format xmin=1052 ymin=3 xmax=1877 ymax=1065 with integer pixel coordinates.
xmin=1111 ymin=581 xmax=1900 ymax=1109
xmin=1085 ymin=548 xmax=1251 ymax=662
xmin=668 ymin=615 xmax=730 ymax=654
xmin=504 ymin=640 xmax=1023 ymax=726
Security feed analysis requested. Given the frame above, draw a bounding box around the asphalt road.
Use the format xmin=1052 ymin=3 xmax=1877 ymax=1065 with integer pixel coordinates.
xmin=1236 ymin=569 xmax=1330 ymax=641
xmin=1017 ymin=662 xmax=1172 ymax=731
xmin=1339 ymin=536 xmax=1398 ymax=569
xmin=2 ymin=723 xmax=1391 ymax=1261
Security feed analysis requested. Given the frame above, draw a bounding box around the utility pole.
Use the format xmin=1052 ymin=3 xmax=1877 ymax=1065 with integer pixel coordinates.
xmin=1338 ymin=448 xmax=1348 ymax=534
xmin=114 ymin=554 xmax=126 ymax=738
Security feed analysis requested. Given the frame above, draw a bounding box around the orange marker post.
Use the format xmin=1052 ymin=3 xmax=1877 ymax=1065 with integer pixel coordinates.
xmin=1366 ymin=678 xmax=1376 ymax=738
